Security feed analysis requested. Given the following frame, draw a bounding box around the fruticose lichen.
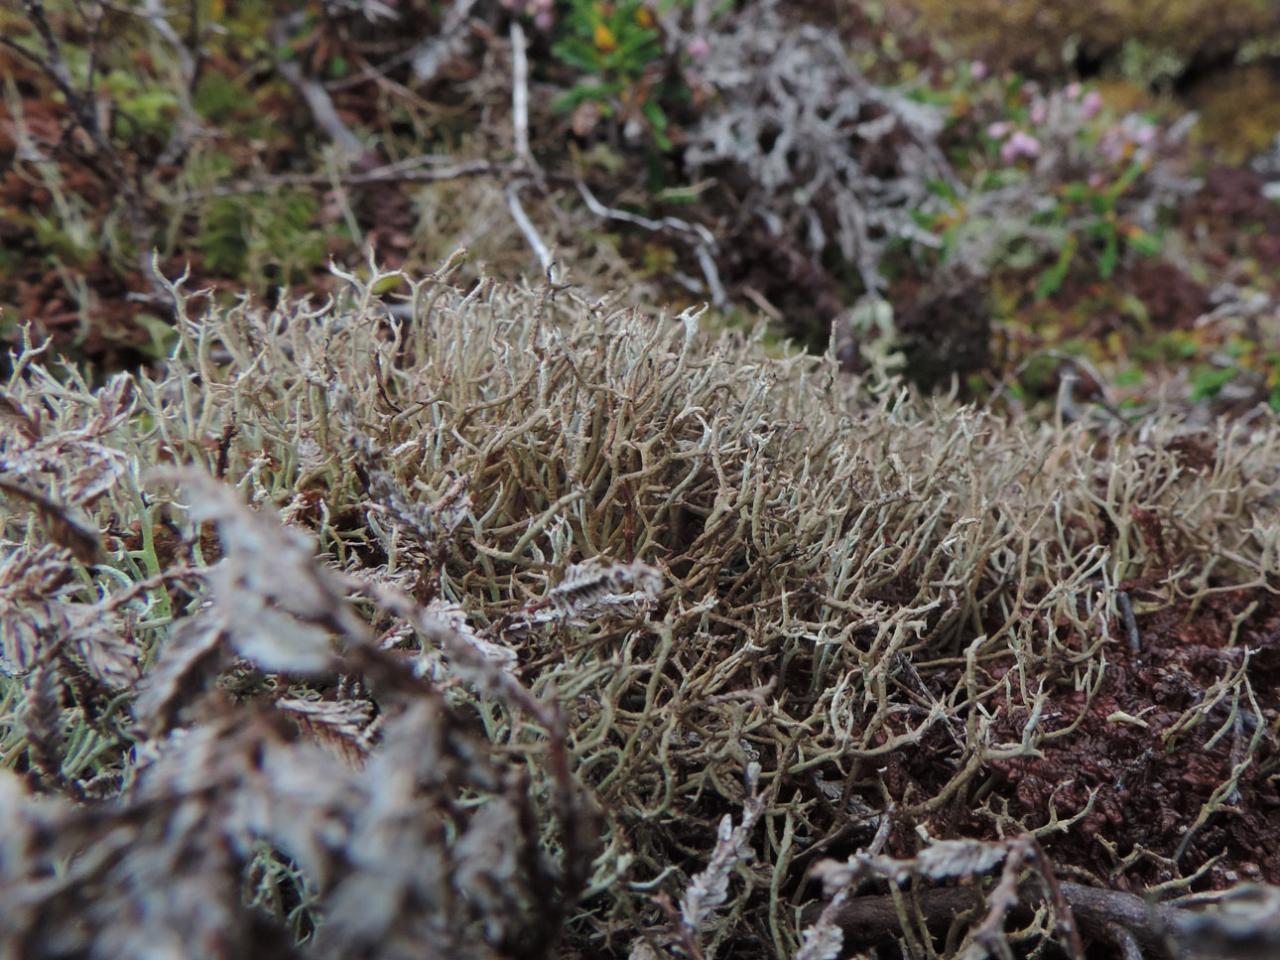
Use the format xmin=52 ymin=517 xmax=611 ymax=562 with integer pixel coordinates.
xmin=1 ymin=262 xmax=1278 ymax=959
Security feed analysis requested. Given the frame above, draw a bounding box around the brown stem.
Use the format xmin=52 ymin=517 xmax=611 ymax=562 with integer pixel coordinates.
xmin=803 ymin=881 xmax=1183 ymax=957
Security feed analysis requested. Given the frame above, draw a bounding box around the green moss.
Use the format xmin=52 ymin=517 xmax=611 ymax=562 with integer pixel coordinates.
xmin=196 ymin=190 xmax=327 ymax=287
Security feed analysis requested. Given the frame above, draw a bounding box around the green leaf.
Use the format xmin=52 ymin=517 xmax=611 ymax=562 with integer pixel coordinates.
xmin=551 ymin=38 xmax=601 ymax=73
xmin=1098 ymin=228 xmax=1119 ymax=279
xmin=1035 ymin=236 xmax=1078 ymax=301
xmin=1061 ymin=182 xmax=1091 ymax=203
xmin=926 ymin=178 xmax=959 ymax=203
xmin=1108 ymin=158 xmax=1146 ymax=200
xmin=1159 ymin=331 xmax=1200 ymax=360
xmin=134 ymin=312 xmax=179 ymax=360
xmin=552 ymin=81 xmax=620 ymax=113
xmin=642 ymin=99 xmax=668 ymax=132
xmin=1127 ymin=230 xmax=1162 ymax=257
xmin=1115 ymin=366 xmax=1145 ymax=387
xmin=655 ymin=187 xmax=700 ymax=204
xmin=1189 ymin=365 xmax=1238 ymax=401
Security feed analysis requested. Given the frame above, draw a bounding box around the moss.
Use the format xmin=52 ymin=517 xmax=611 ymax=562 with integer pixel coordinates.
xmin=1186 ymin=63 xmax=1280 ymax=163
xmin=907 ymin=0 xmax=1280 ymax=78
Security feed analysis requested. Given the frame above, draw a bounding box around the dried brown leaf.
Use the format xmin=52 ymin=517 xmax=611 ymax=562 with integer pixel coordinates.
xmin=0 ymin=479 xmax=104 ymax=564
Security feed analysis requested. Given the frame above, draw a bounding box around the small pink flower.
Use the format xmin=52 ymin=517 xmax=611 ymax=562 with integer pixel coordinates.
xmin=1066 ymin=82 xmax=1082 ymax=100
xmin=987 ymin=121 xmax=1012 ymax=139
xmin=1080 ymin=90 xmax=1103 ymax=120
xmin=970 ymin=60 xmax=988 ymax=80
xmin=1030 ymin=100 xmax=1047 ymax=125
xmin=1099 ymin=129 xmax=1124 ymax=164
xmin=1001 ymin=130 xmax=1041 ymax=163
xmin=686 ymin=36 xmax=710 ymax=60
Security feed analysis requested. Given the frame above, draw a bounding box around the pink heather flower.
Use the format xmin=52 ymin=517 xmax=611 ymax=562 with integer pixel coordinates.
xmin=970 ymin=60 xmax=988 ymax=80
xmin=1030 ymin=100 xmax=1048 ymax=125
xmin=1080 ymin=90 xmax=1103 ymax=120
xmin=1066 ymin=82 xmax=1082 ymax=100
xmin=686 ymin=36 xmax=710 ymax=60
xmin=987 ymin=121 xmax=1012 ymax=139
xmin=1099 ymin=128 xmax=1125 ymax=164
xmin=1001 ymin=130 xmax=1041 ymax=163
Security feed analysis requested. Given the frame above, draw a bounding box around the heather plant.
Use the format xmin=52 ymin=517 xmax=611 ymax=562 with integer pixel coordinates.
xmin=918 ymin=74 xmax=1190 ymax=300
xmin=1 ymin=263 xmax=1278 ymax=958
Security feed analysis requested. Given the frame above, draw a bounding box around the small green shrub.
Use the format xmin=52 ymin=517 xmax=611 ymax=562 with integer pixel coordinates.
xmin=550 ymin=0 xmax=689 ymax=150
xmin=918 ymin=75 xmax=1185 ymax=301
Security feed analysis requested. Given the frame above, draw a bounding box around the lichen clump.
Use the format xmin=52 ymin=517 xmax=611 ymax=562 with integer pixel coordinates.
xmin=1 ymin=266 xmax=1278 ymax=958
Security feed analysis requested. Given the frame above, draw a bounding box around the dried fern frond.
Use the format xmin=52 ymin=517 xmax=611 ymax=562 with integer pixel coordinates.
xmin=276 ymin=694 xmax=378 ymax=766
xmin=0 ymin=544 xmax=79 ymax=676
xmin=544 ymin=558 xmax=663 ymax=618
xmin=156 ymin=468 xmax=367 ymax=674
xmin=680 ymin=761 xmax=766 ymax=936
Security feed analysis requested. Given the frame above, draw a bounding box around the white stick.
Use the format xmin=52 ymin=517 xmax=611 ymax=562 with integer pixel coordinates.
xmin=506 ymin=182 xmax=557 ymax=283
xmin=509 ymin=20 xmax=538 ymax=172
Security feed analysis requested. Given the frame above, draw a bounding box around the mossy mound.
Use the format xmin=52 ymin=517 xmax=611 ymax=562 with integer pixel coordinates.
xmin=906 ymin=0 xmax=1280 ymax=79
xmin=1 ymin=268 xmax=1278 ymax=958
